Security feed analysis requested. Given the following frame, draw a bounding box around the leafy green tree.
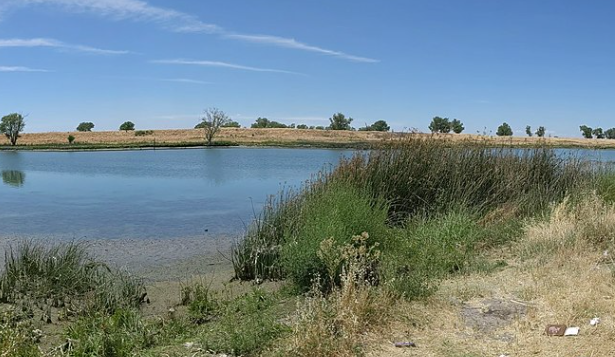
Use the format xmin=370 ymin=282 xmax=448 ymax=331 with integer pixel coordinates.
xmin=580 ymin=125 xmax=593 ymax=138
xmin=358 ymin=120 xmax=391 ymax=132
xmin=67 ymin=135 xmax=75 ymax=144
xmin=119 ymin=121 xmax=135 ymax=131
xmin=197 ymin=120 xmax=241 ymax=129
xmin=605 ymin=128 xmax=615 ymax=139
xmin=496 ymin=122 xmax=513 ymax=136
xmin=296 ymin=124 xmax=309 ymax=129
xmin=535 ymin=126 xmax=546 ymax=137
xmin=371 ymin=120 xmax=390 ymax=132
xmin=222 ymin=121 xmax=241 ymax=128
xmin=525 ymin=125 xmax=532 ymax=137
xmin=250 ymin=117 xmax=288 ymax=129
xmin=250 ymin=117 xmax=270 ymax=128
xmin=76 ymin=122 xmax=95 ymax=132
xmin=450 ymin=119 xmax=464 ymax=134
xmin=328 ymin=113 xmax=353 ymax=130
xmin=0 ymin=113 xmax=25 ymax=146
xmin=593 ymin=127 xmax=605 ymax=139
xmin=198 ymin=107 xmax=231 ymax=145
xmin=428 ymin=116 xmax=451 ymax=133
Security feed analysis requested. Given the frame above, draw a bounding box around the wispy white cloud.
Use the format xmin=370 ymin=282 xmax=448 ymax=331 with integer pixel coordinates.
xmin=0 ymin=38 xmax=129 ymax=54
xmin=152 ymin=59 xmax=304 ymax=75
xmin=0 ymin=65 xmax=49 ymax=72
xmin=225 ymin=34 xmax=379 ymax=63
xmin=17 ymin=0 xmax=223 ymax=33
xmin=7 ymin=0 xmax=376 ymax=62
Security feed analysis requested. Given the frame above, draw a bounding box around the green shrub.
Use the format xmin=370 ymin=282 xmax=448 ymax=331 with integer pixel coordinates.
xmin=181 ymin=281 xmax=220 ymax=324
xmin=68 ymin=134 xmax=75 ymax=144
xmin=382 ymin=209 xmax=523 ymax=299
xmin=382 ymin=211 xmax=482 ymax=298
xmin=285 ymin=233 xmax=390 ymax=357
xmin=280 ymin=185 xmax=389 ymax=290
xmin=597 ymin=171 xmax=615 ymax=204
xmin=65 ymin=309 xmax=155 ymax=357
xmin=134 ymin=130 xmax=154 ymax=136
xmin=199 ymin=289 xmax=287 ymax=356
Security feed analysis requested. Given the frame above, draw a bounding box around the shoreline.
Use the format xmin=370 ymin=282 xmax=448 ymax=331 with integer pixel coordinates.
xmin=2 ymin=128 xmax=615 ymax=151
xmin=0 ymin=141 xmax=372 ymax=152
xmin=0 ymin=234 xmax=235 ymax=282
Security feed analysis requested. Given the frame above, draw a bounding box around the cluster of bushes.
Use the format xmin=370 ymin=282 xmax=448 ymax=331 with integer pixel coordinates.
xmin=247 ymin=113 xmax=390 ymax=132
xmin=580 ymin=125 xmax=615 ymax=139
xmin=249 ymin=117 xmax=328 ymax=130
xmin=429 ymin=116 xmax=464 ymax=133
xmin=134 ymin=130 xmax=154 ymax=136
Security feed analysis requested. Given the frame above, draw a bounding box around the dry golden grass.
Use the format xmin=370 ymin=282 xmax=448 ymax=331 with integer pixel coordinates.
xmin=368 ymin=195 xmax=615 ymax=357
xmin=3 ymin=128 xmax=615 ymax=148
xmin=278 ymin=234 xmax=393 ymax=357
xmin=4 ymin=128 xmax=391 ymax=146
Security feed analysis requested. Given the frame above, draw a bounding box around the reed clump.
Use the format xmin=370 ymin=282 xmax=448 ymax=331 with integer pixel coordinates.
xmin=0 ymin=241 xmax=146 ymax=321
xmin=233 ymin=136 xmax=589 ymax=288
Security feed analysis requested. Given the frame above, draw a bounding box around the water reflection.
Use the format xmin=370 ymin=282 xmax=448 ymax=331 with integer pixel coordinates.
xmin=2 ymin=170 xmax=25 ymax=187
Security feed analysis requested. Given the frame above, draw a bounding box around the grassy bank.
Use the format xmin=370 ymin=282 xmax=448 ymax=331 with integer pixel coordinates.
xmin=2 ymin=136 xmax=615 ymax=356
xmin=3 ymin=128 xmax=615 ymax=151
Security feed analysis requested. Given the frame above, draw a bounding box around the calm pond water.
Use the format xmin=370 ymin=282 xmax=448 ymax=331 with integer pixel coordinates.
xmin=1 ymin=146 xmax=614 ymax=275
xmin=0 ymin=148 xmax=352 ymax=241
xmin=2 ymin=147 xmax=615 ymax=242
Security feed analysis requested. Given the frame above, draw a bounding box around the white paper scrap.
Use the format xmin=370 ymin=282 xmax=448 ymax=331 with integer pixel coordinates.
xmin=564 ymin=326 xmax=579 ymax=336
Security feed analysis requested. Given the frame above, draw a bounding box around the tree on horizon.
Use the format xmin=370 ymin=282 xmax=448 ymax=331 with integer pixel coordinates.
xmin=496 ymin=122 xmax=513 ymax=136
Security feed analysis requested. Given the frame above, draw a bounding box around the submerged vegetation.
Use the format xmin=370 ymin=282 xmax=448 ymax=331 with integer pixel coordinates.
xmin=3 ymin=135 xmax=615 ymax=356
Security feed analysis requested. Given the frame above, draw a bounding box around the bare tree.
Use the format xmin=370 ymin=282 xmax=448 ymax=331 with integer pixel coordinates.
xmin=199 ymin=108 xmax=230 ymax=145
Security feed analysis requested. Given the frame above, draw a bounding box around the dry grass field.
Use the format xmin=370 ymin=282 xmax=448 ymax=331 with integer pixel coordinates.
xmin=369 ymin=196 xmax=615 ymax=357
xmin=3 ymin=128 xmax=615 ymax=149
xmin=3 ymin=128 xmax=390 ymax=147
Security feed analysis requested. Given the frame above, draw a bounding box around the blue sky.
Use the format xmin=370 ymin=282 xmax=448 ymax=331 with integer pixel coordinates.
xmin=0 ymin=0 xmax=614 ymax=137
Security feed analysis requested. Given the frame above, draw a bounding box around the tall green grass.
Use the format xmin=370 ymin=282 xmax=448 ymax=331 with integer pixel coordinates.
xmin=65 ymin=309 xmax=156 ymax=357
xmin=0 ymin=241 xmax=145 ymax=319
xmin=280 ymin=184 xmax=389 ymax=290
xmin=382 ymin=209 xmax=520 ymax=298
xmin=233 ymin=136 xmax=589 ymax=291
xmin=332 ymin=138 xmax=586 ymax=221
xmin=596 ymin=170 xmax=615 ymax=204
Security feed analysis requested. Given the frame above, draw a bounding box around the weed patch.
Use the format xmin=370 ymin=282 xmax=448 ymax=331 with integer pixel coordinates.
xmin=0 ymin=241 xmax=146 ymax=321
xmin=282 ymin=233 xmax=391 ymax=356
